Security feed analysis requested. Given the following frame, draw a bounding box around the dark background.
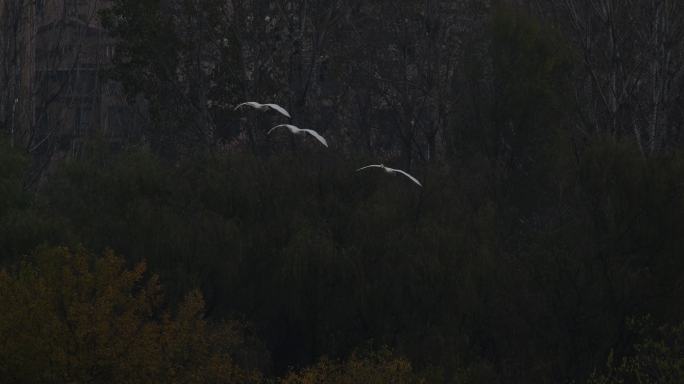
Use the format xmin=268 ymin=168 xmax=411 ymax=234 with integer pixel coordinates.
xmin=1 ymin=1 xmax=684 ymax=383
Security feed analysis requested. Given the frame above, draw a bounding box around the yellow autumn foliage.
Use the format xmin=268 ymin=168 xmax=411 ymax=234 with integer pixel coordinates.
xmin=0 ymin=246 xmax=260 ymax=384
xmin=280 ymin=349 xmax=425 ymax=384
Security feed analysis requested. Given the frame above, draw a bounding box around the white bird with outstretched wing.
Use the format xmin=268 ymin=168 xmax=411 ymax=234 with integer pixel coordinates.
xmin=234 ymin=102 xmax=291 ymax=118
xmin=355 ymin=164 xmax=422 ymax=187
xmin=267 ymin=124 xmax=328 ymax=147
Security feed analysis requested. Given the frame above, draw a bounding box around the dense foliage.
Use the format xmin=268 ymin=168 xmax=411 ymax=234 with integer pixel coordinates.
xmin=0 ymin=246 xmax=262 ymax=383
xmin=1 ymin=132 xmax=684 ymax=382
xmin=588 ymin=317 xmax=684 ymax=384
xmin=0 ymin=1 xmax=683 ymax=383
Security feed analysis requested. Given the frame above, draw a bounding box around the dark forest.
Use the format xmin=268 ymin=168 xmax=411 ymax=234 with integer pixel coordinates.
xmin=1 ymin=0 xmax=684 ymax=383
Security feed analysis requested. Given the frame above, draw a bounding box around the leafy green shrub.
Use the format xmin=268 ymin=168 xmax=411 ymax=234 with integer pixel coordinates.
xmin=589 ymin=317 xmax=684 ymax=384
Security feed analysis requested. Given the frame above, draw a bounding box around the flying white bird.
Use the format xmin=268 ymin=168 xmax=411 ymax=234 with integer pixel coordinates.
xmin=234 ymin=102 xmax=291 ymax=118
xmin=355 ymin=164 xmax=423 ymax=187
xmin=267 ymin=124 xmax=328 ymax=147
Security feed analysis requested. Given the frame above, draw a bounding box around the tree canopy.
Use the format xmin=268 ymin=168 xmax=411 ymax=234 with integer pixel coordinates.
xmin=0 ymin=1 xmax=683 ymax=383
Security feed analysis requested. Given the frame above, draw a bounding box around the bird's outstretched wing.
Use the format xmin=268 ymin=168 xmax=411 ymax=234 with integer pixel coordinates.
xmin=355 ymin=164 xmax=383 ymax=172
xmin=302 ymin=129 xmax=328 ymax=147
xmin=235 ymin=101 xmax=261 ymax=110
xmin=264 ymin=103 xmax=291 ymax=118
xmin=393 ymin=169 xmax=423 ymax=187
xmin=267 ymin=124 xmax=298 ymax=135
